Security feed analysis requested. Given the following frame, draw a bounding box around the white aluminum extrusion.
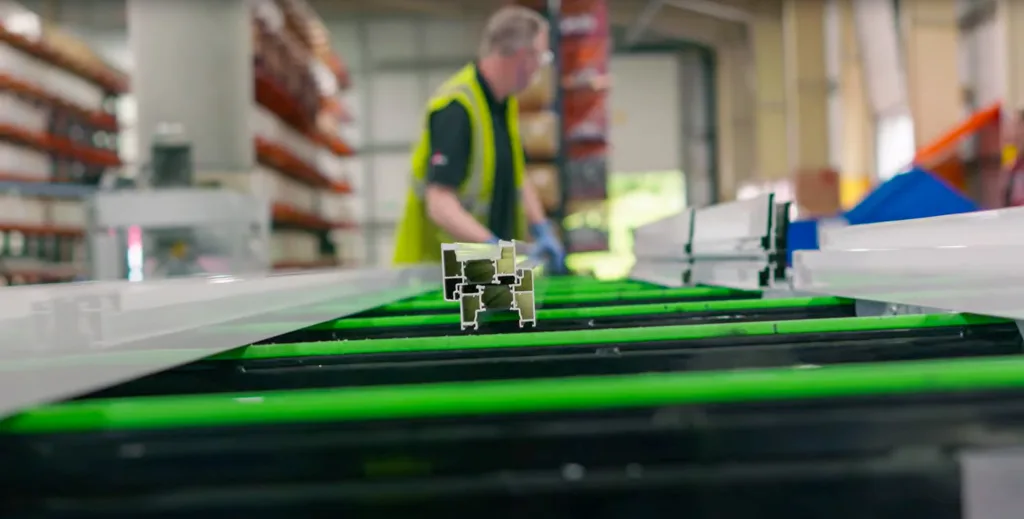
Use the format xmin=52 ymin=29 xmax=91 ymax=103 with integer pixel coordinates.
xmin=688 ymin=195 xmax=784 ymax=289
xmin=690 ymin=260 xmax=771 ymax=291
xmin=792 ymin=206 xmax=1024 ymax=319
xmin=629 ymin=196 xmax=788 ymax=290
xmin=629 ymin=209 xmax=694 ymax=287
xmin=629 ymin=260 xmax=689 ymax=287
xmin=0 ymin=266 xmax=437 ymax=419
xmin=690 ymin=194 xmax=774 ymax=258
xmin=633 ymin=209 xmax=694 ymax=261
xmin=441 ymin=241 xmax=537 ymax=330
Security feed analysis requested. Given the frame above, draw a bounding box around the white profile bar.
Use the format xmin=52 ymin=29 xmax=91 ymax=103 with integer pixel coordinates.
xmin=793 ymin=207 xmax=1024 ymax=320
xmin=0 ymin=266 xmax=438 ymax=419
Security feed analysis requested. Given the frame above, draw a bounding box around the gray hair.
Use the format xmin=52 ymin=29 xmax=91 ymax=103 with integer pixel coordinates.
xmin=479 ymin=6 xmax=549 ymax=58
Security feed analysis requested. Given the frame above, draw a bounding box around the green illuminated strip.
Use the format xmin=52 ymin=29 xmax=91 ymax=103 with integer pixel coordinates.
xmin=540 ymin=275 xmax=606 ymax=286
xmin=409 ymin=280 xmax=660 ymax=301
xmin=7 ymin=352 xmax=1024 ymax=434
xmin=378 ymin=286 xmax=757 ymax=313
xmin=313 ymin=296 xmax=849 ymax=331
xmin=217 ymin=313 xmax=1005 ymax=361
xmin=0 ymin=297 xmax=847 ymax=371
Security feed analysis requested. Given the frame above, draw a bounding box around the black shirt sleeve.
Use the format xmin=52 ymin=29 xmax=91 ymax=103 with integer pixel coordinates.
xmin=426 ymin=101 xmax=472 ymax=189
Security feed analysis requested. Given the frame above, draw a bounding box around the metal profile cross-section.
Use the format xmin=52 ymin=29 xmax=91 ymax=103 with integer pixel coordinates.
xmin=441 ymin=241 xmax=537 ymax=330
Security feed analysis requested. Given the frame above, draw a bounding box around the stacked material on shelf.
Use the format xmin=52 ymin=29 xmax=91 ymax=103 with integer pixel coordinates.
xmin=518 ymin=60 xmax=560 ymax=216
xmin=0 ymin=1 xmax=127 ymax=285
xmin=558 ymin=0 xmax=610 ymax=253
xmin=249 ymin=0 xmax=356 ymax=271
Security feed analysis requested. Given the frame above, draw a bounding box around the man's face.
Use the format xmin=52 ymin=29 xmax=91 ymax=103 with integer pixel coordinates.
xmin=511 ymin=31 xmax=552 ymax=93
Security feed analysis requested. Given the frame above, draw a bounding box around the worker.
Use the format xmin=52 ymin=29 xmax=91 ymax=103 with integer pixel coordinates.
xmin=393 ymin=6 xmax=566 ymax=272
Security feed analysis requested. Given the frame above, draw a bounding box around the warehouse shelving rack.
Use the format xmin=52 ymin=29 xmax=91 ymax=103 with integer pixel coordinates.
xmin=250 ymin=0 xmax=360 ymax=272
xmin=0 ymin=3 xmax=128 ymax=286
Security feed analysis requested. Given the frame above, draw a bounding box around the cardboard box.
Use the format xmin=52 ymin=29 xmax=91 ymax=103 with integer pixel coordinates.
xmin=793 ymin=168 xmax=841 ymax=218
xmin=520 ymin=111 xmax=559 ymax=160
xmin=518 ymin=64 xmax=554 ymax=112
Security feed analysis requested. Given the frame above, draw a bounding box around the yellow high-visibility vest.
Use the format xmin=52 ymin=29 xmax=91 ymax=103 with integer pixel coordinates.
xmin=392 ymin=64 xmax=528 ymax=265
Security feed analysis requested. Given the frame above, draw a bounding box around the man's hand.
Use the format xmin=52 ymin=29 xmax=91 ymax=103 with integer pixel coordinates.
xmin=529 ymin=220 xmax=566 ymax=273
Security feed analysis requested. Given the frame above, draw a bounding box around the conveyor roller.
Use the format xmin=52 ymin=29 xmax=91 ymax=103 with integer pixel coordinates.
xmin=5 ymin=200 xmax=1024 ymax=518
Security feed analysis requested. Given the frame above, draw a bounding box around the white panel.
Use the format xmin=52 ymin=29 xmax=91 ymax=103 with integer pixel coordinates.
xmin=120 ymin=128 xmax=138 ymax=164
xmin=368 ymin=73 xmax=423 ymax=144
xmin=340 ymin=87 xmax=363 ymax=123
xmin=271 ymin=231 xmax=320 ymax=263
xmin=90 ymin=33 xmax=132 ymax=71
xmin=50 ymin=200 xmax=86 ymax=226
xmin=117 ymin=95 xmax=137 ymax=126
xmin=853 ymin=0 xmax=907 ymax=116
xmin=0 ymin=194 xmax=46 ymax=224
xmin=425 ymin=68 xmax=463 ymax=103
xmin=959 ymin=24 xmax=975 ymax=92
xmin=372 ymin=152 xmax=412 ymax=222
xmin=792 ymin=207 xmax=1024 ymax=320
xmin=875 ymin=112 xmax=915 ymax=180
xmin=331 ymin=228 xmax=366 ymax=264
xmin=633 ymin=210 xmax=693 ymax=261
xmin=337 ymin=86 xmax=364 ymax=150
xmin=974 ymin=18 xmax=1004 ymax=107
xmin=374 ymin=228 xmax=397 ymax=267
xmin=327 ymin=20 xmax=363 ymax=72
xmin=0 ymin=92 xmax=47 ymax=133
xmin=690 ymin=195 xmax=773 ymax=255
xmin=0 ymin=142 xmax=48 ymax=181
xmin=342 ymin=157 xmax=369 ymax=223
xmin=365 ymin=19 xmax=418 ymax=61
xmin=423 ymin=18 xmax=482 ymax=59
xmin=609 ymin=54 xmax=681 ymax=173
xmin=824 ymin=0 xmax=843 ymax=167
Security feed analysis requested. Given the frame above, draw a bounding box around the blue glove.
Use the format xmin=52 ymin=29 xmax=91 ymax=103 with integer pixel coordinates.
xmin=529 ymin=221 xmax=566 ymax=273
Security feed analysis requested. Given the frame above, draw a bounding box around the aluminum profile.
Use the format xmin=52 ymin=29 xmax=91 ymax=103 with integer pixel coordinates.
xmin=792 ymin=206 xmax=1024 ymax=320
xmin=0 ymin=266 xmax=438 ymax=419
xmin=441 ymin=241 xmax=537 ymax=330
xmin=629 ymin=209 xmax=694 ymax=286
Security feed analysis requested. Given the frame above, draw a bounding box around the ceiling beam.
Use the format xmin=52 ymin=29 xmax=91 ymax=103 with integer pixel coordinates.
xmin=666 ymin=0 xmax=752 ymax=25
xmin=610 ymin=0 xmax=739 ymax=46
xmin=309 ymin=0 xmax=496 ymax=18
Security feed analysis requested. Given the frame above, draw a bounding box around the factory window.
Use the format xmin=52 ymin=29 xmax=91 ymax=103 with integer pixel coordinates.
xmin=566 ymin=169 xmax=686 ymax=279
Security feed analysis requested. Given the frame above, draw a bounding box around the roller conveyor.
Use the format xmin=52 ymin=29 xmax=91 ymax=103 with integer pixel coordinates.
xmin=80 ymin=311 xmax=1019 ymax=398
xmin=5 ymin=198 xmax=1024 ymax=518
xmin=357 ymin=285 xmax=759 ymax=316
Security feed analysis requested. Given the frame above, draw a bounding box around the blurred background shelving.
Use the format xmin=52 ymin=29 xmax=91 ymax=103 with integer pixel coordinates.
xmin=249 ymin=0 xmax=358 ymax=272
xmin=0 ymin=0 xmax=711 ymax=283
xmin=0 ymin=2 xmax=126 ymax=285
